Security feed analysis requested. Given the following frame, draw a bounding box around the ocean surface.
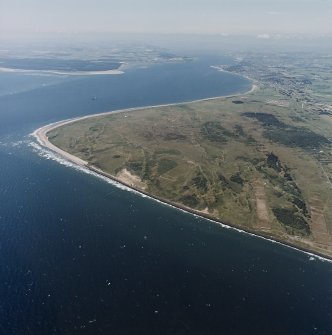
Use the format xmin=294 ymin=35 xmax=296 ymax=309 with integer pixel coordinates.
xmin=0 ymin=56 xmax=331 ymax=335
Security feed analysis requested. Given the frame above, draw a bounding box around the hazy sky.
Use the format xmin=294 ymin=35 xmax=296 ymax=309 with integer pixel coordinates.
xmin=1 ymin=0 xmax=332 ymax=36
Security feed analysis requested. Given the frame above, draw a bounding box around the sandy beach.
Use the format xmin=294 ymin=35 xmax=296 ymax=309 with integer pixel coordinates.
xmin=33 ymin=120 xmax=88 ymax=166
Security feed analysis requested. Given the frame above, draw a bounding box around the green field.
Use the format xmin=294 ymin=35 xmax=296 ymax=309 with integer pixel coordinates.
xmin=48 ymin=88 xmax=332 ymax=258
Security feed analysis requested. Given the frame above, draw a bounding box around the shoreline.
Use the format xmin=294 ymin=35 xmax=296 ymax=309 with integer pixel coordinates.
xmin=0 ymin=65 xmax=124 ymax=76
xmin=86 ymin=165 xmax=332 ymax=262
xmin=32 ymin=87 xmax=332 ymax=263
xmin=33 ymin=82 xmax=258 ymax=137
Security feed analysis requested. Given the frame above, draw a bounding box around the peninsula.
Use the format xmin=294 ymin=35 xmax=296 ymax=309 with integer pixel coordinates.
xmin=34 ymin=76 xmax=332 ymax=259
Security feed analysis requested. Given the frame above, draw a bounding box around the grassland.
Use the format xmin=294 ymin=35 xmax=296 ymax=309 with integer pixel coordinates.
xmin=47 ymin=85 xmax=332 ymax=258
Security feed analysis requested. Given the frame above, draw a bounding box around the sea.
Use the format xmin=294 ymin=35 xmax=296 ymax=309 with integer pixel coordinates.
xmin=0 ymin=55 xmax=331 ymax=335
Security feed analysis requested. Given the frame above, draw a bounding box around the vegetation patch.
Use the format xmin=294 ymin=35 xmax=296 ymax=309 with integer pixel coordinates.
xmin=126 ymin=161 xmax=143 ymax=175
xmin=234 ymin=124 xmax=246 ymax=137
xmin=243 ymin=112 xmax=328 ymax=148
xmin=266 ymin=152 xmax=282 ymax=172
xmin=157 ymin=159 xmax=178 ymax=175
xmin=191 ymin=172 xmax=208 ymax=192
xmin=201 ymin=121 xmax=233 ymax=143
xmin=155 ymin=149 xmax=181 ymax=156
xmin=218 ymin=174 xmax=231 ymax=190
xmin=272 ymin=208 xmax=310 ymax=235
xmin=141 ymin=131 xmax=155 ymax=140
xmin=230 ymin=172 xmax=244 ymax=186
xmin=89 ymin=125 xmax=102 ymax=132
xmin=163 ymin=133 xmax=187 ymax=141
xmin=292 ymin=197 xmax=309 ymax=217
xmin=243 ymin=112 xmax=286 ymax=128
xmin=264 ymin=128 xmax=328 ymax=148
xmin=180 ymin=194 xmax=199 ymax=207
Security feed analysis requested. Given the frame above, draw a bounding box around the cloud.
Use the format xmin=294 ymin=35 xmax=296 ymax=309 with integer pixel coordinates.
xmin=257 ymin=33 xmax=270 ymax=39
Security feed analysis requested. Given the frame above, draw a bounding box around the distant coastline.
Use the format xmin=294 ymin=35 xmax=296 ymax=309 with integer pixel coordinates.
xmin=0 ymin=66 xmax=124 ymax=76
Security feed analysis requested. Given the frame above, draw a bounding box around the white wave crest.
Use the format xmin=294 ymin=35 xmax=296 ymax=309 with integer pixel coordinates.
xmin=28 ymin=140 xmax=144 ymax=195
xmin=0 ymin=139 xmax=30 ymax=148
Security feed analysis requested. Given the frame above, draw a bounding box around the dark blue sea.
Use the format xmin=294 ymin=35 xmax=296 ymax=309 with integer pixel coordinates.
xmin=0 ymin=56 xmax=331 ymax=335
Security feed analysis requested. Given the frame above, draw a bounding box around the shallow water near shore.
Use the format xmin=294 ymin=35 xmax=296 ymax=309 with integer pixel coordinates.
xmin=0 ymin=56 xmax=331 ymax=334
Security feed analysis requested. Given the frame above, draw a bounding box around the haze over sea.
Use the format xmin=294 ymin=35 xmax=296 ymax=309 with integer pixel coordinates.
xmin=0 ymin=55 xmax=331 ymax=334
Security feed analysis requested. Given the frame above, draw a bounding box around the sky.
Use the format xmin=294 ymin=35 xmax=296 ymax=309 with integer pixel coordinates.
xmin=1 ymin=0 xmax=332 ymax=37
